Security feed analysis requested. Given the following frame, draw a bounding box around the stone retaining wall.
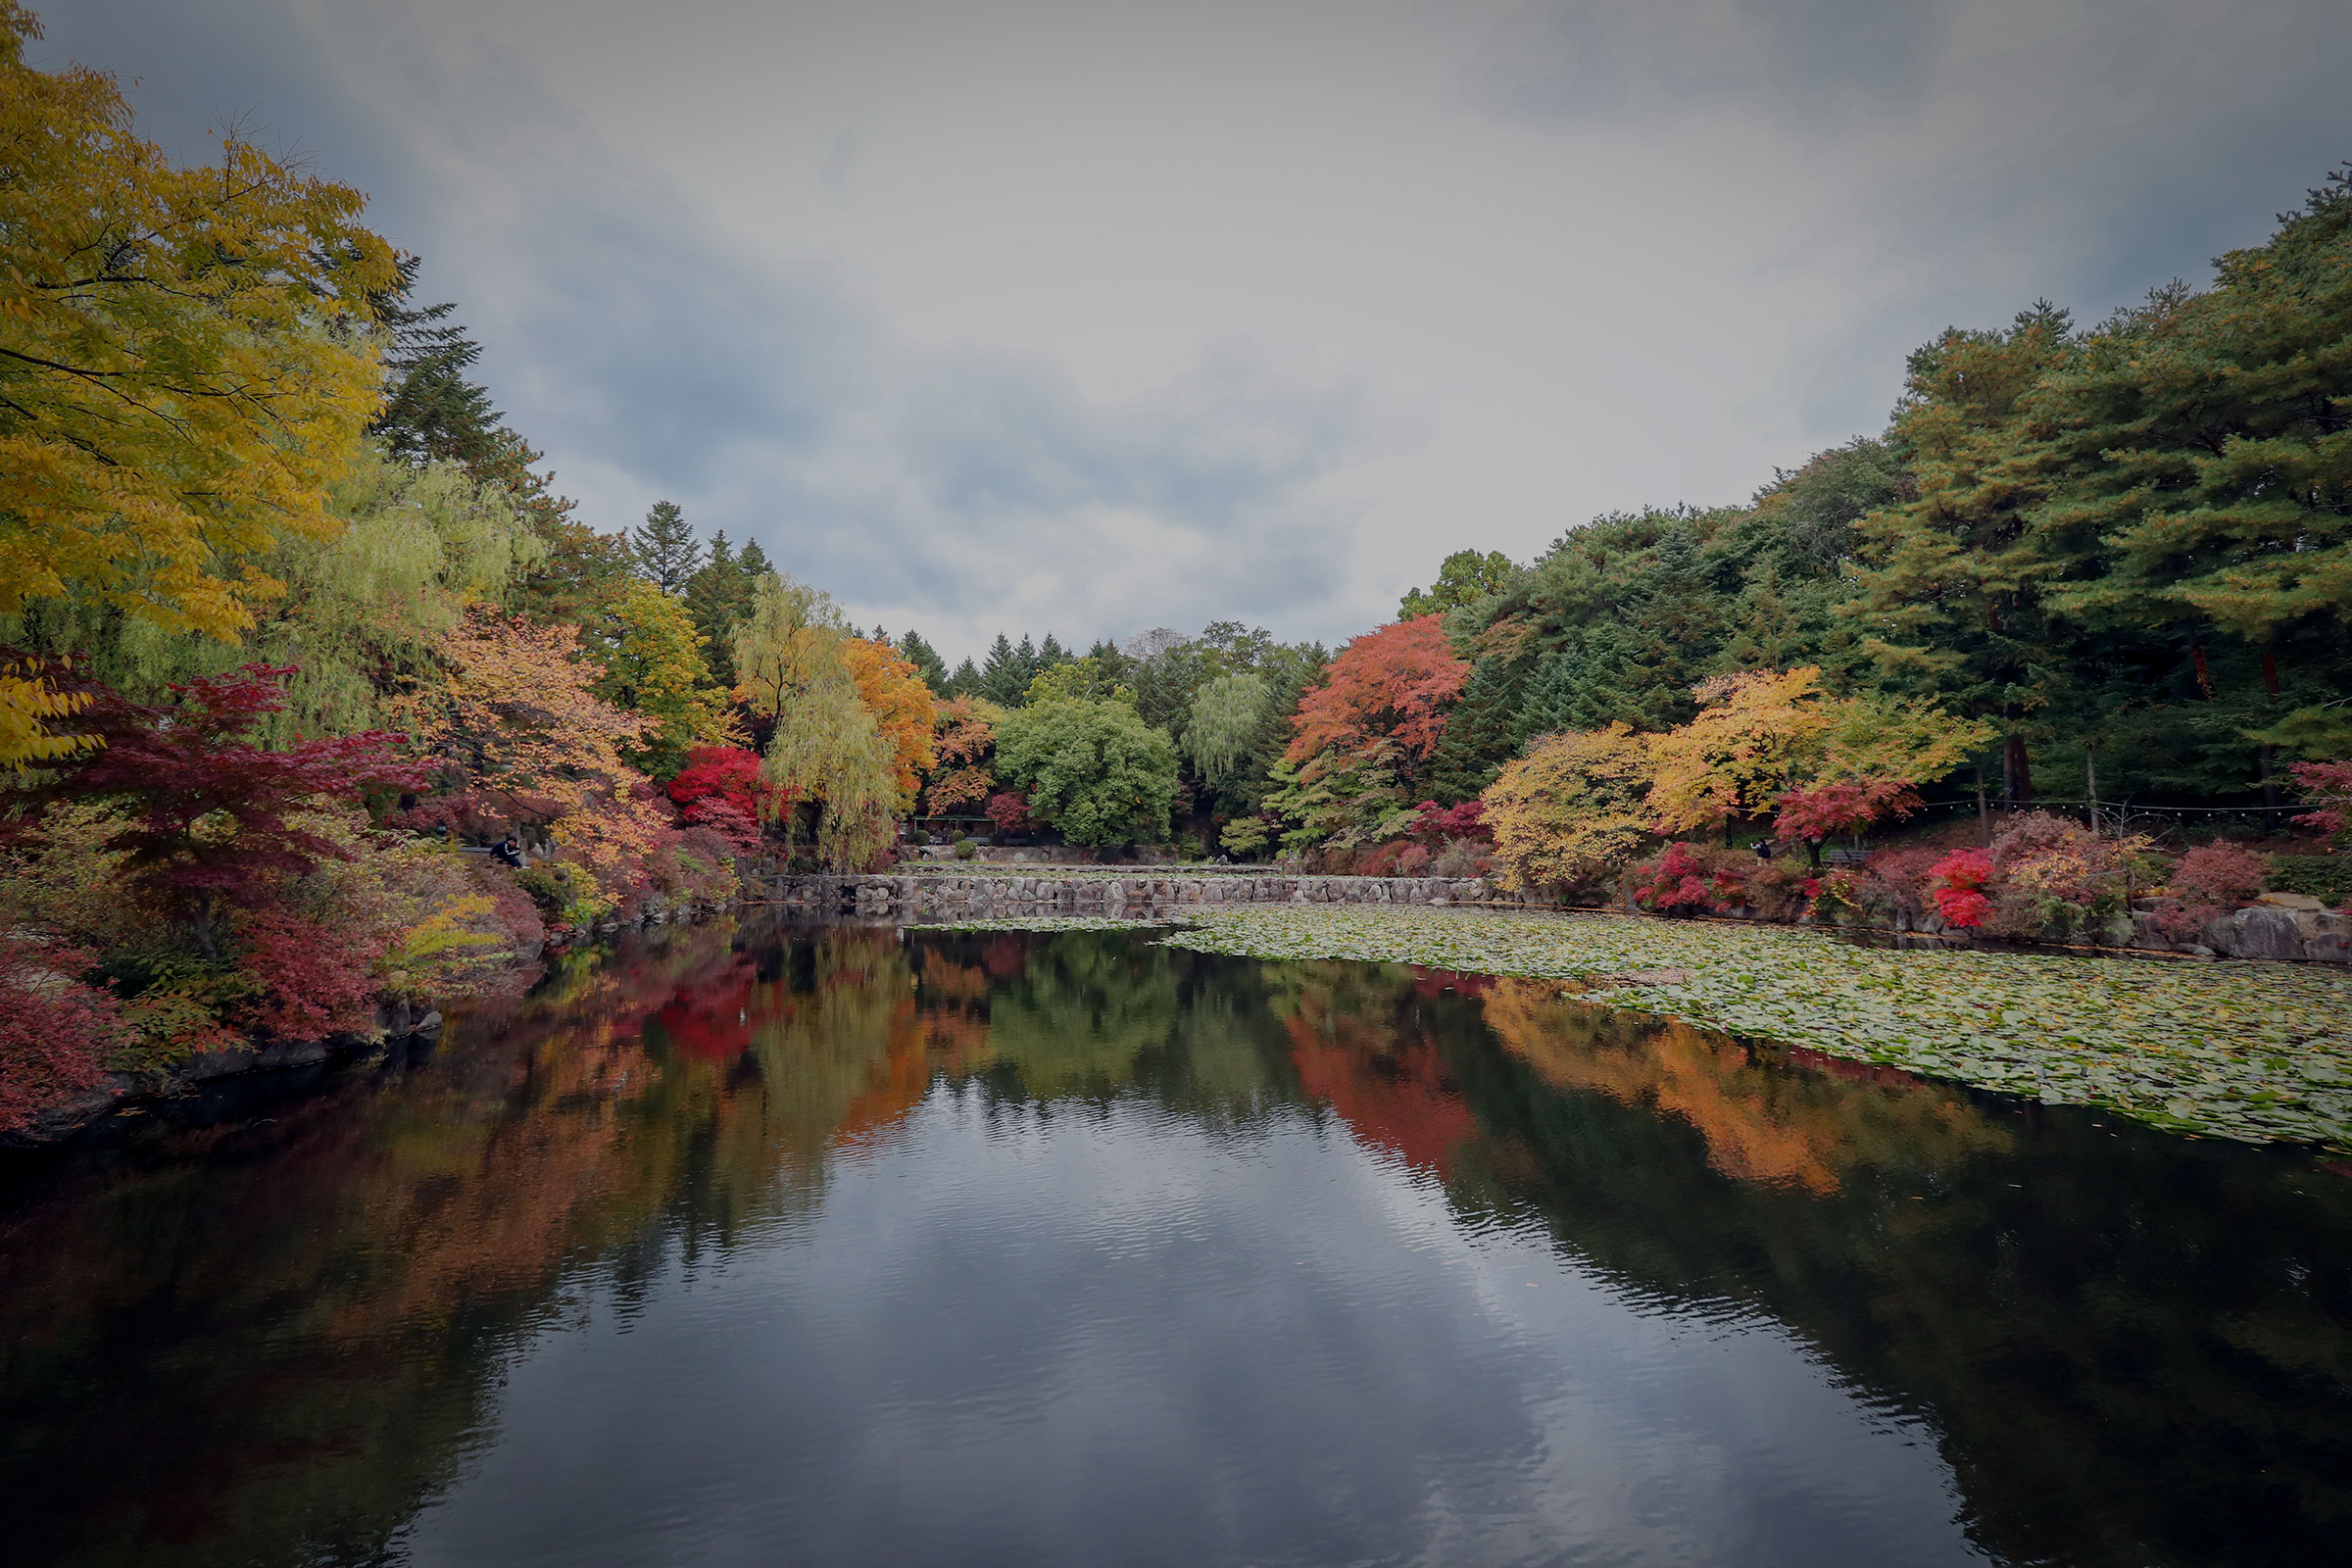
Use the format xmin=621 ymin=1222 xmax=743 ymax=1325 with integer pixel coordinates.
xmin=767 ymin=872 xmax=1486 ymax=916
xmin=762 ymin=871 xmax=2351 ymax=962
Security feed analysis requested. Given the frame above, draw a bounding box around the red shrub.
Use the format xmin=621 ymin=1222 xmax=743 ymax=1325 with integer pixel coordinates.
xmin=985 ymin=791 xmax=1036 ymax=835
xmin=1865 ymin=847 xmax=1945 ymax=922
xmin=1774 ymin=780 xmax=1920 ymax=851
xmin=22 ymin=664 xmax=423 ymax=957
xmin=1634 ymin=843 xmax=1739 ymax=913
xmin=1396 ymin=843 xmax=1434 ymax=875
xmin=2151 ymin=843 xmax=2270 ymax=941
xmin=0 ymin=936 xmax=124 ymax=1134
xmin=233 ymin=909 xmax=379 ymax=1040
xmin=669 ymin=746 xmax=769 ymax=823
xmin=2290 ymin=760 xmax=2352 ymax=844
xmin=1929 ymin=848 xmax=1993 ymax=927
xmin=2171 ymin=844 xmax=2268 ymax=907
xmin=682 ymin=798 xmax=760 ymax=856
xmin=1407 ymin=800 xmax=1489 ymax=844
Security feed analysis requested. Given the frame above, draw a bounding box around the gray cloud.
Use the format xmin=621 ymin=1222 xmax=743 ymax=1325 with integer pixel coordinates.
xmin=1469 ymin=0 xmax=1954 ymax=128
xmin=34 ymin=0 xmax=2352 ymax=657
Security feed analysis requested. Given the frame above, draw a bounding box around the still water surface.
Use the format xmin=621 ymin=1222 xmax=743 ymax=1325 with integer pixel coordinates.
xmin=3 ymin=919 xmax=2348 ymax=1567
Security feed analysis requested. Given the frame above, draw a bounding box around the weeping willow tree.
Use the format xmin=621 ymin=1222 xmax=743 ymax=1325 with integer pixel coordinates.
xmin=10 ymin=446 xmax=540 ymax=742
xmin=1183 ymin=671 xmax=1271 ymax=788
xmin=732 ymin=571 xmax=902 ymax=868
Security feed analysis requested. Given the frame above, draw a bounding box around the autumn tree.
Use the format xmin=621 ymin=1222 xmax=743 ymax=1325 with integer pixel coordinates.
xmin=843 ymin=635 xmax=939 ymax=806
xmin=1274 ymin=616 xmax=1470 ymax=848
xmin=1287 ymin=617 xmax=1468 ymax=784
xmin=0 ymin=2 xmax=397 ymax=760
xmin=23 ymin=665 xmax=420 ymax=958
xmin=1481 ymin=724 xmax=1652 ymax=891
xmin=391 ymin=609 xmax=662 ymax=888
xmin=922 ymin=698 xmax=1000 ymax=816
xmin=1643 ymin=668 xmax=1842 ymax=839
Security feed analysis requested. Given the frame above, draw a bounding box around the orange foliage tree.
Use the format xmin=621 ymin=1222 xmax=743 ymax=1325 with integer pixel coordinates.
xmin=1285 ymin=615 xmax=1469 ymax=781
xmin=843 ymin=635 xmax=938 ymax=807
xmin=922 ymin=697 xmax=998 ymax=815
xmin=1275 ymin=615 xmax=1470 ymax=849
xmin=391 ymin=610 xmax=667 ymax=907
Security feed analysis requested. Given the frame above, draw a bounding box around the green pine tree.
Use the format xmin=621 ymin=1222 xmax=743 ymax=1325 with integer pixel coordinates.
xmin=979 ymin=634 xmax=1028 ymax=705
xmin=632 ymin=500 xmax=705 ymax=592
xmin=896 ymin=630 xmax=951 ymax=695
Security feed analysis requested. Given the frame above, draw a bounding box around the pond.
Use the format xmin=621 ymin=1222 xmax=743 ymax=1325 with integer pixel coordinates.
xmin=3 ymin=917 xmax=2348 ymax=1568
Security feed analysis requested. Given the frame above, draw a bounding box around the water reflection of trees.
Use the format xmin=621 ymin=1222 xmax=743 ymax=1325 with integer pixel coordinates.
xmin=1 ymin=924 xmax=2346 ymax=1568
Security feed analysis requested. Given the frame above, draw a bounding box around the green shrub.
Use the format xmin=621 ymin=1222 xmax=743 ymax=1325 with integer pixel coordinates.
xmin=1220 ymin=817 xmax=1273 ymax=858
xmin=515 ymin=862 xmax=580 ymax=921
xmin=2267 ymin=854 xmax=2352 ymax=906
xmin=952 ymin=836 xmax=978 ymax=860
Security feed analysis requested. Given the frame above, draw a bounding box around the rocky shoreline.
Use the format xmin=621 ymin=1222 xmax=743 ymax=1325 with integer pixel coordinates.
xmin=4 ymin=899 xmax=745 ymax=1152
xmin=5 ymin=995 xmax=447 ymax=1150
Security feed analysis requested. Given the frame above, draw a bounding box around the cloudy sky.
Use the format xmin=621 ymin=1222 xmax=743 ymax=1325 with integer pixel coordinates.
xmin=40 ymin=0 xmax=2352 ymax=658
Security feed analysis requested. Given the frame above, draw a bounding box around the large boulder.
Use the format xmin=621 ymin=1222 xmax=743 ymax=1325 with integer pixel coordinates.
xmin=2226 ymin=906 xmax=2305 ymax=961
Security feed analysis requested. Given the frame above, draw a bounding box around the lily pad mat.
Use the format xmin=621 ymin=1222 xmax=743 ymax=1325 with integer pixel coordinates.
xmin=911 ymin=915 xmax=1170 ymax=933
xmin=1144 ymin=905 xmax=2352 ymax=1151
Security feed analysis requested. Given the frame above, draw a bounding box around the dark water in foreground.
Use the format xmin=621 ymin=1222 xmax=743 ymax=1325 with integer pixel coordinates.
xmin=3 ymin=920 xmax=2349 ymax=1568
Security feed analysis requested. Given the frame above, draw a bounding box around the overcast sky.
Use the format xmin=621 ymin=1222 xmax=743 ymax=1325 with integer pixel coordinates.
xmin=39 ymin=0 xmax=2352 ymax=658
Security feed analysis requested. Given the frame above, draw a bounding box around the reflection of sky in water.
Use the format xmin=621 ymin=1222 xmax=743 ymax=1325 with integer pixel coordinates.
xmin=410 ymin=1091 xmax=1979 ymax=1567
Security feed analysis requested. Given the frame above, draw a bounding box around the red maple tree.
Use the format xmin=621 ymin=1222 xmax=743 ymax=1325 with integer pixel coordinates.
xmin=26 ymin=665 xmax=422 ymax=957
xmin=1772 ymin=779 xmax=1921 ymax=866
xmin=1285 ymin=615 xmax=1468 ymax=781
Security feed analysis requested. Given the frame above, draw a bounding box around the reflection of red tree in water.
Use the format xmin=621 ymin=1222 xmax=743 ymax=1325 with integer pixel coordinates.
xmin=1412 ymin=966 xmax=1491 ymax=1001
xmin=981 ymin=936 xmax=1027 ymax=980
xmin=653 ymin=958 xmax=761 ymax=1060
xmin=1288 ymin=1015 xmax=1478 ymax=1177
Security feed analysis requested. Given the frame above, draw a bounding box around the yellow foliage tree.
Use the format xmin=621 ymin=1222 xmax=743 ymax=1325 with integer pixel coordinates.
xmin=0 ymin=3 xmax=396 ymax=760
xmin=730 ymin=574 xmax=903 ymax=867
xmin=1643 ymin=667 xmax=1839 ymax=837
xmin=1480 ymin=723 xmax=1652 ymax=890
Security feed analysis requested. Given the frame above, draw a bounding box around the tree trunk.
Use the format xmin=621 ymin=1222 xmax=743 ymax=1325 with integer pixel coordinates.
xmin=191 ymin=890 xmax=219 ymax=961
xmin=2260 ymin=648 xmax=2282 ymax=810
xmin=2003 ymin=732 xmax=2034 ymax=805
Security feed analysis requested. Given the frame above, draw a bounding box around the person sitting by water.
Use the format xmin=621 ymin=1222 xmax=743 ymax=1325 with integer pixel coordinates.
xmin=491 ymin=834 xmax=523 ymax=867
